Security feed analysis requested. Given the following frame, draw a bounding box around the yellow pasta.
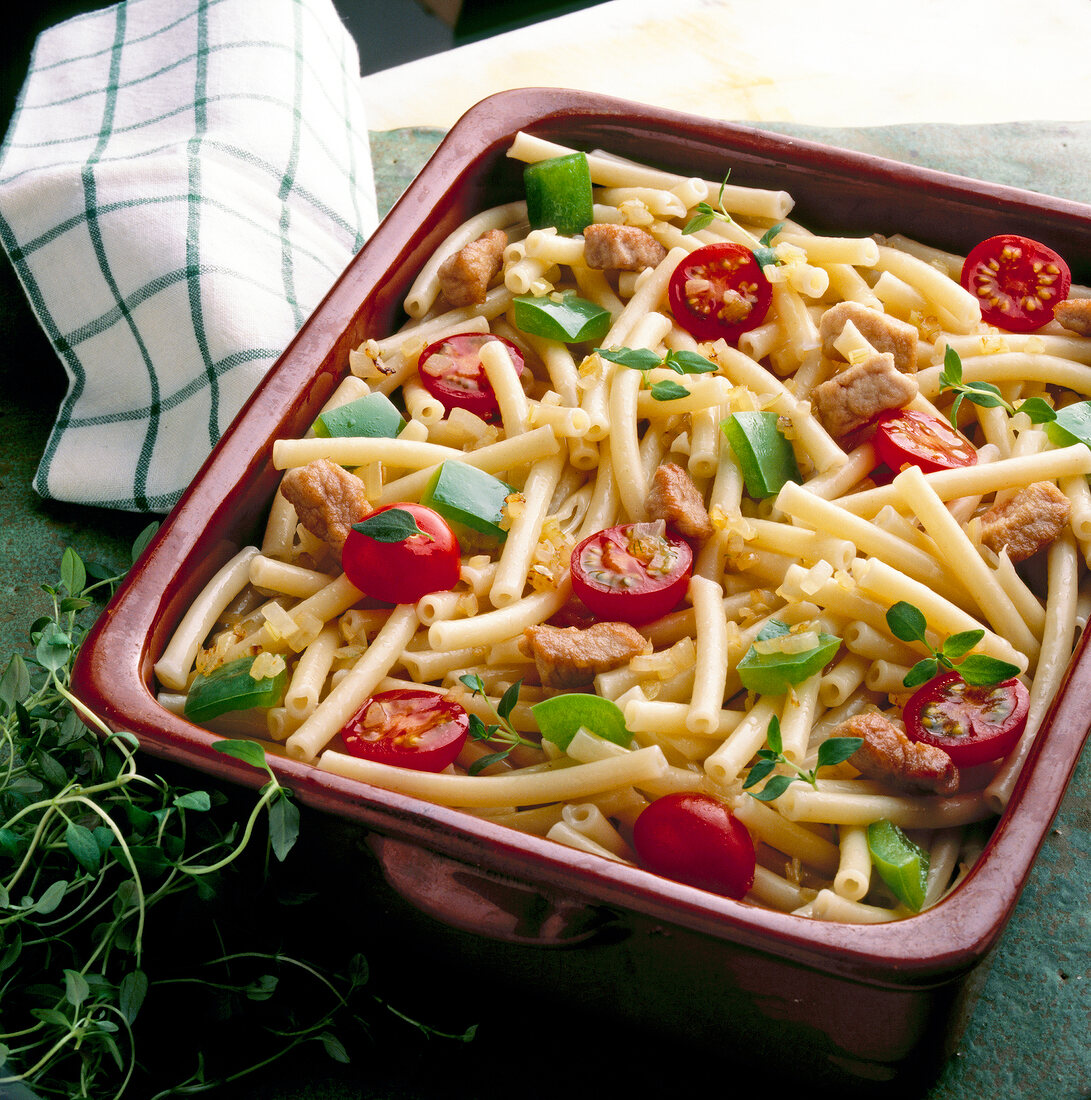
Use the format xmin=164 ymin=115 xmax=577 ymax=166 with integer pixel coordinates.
xmin=157 ymin=136 xmax=1091 ymax=929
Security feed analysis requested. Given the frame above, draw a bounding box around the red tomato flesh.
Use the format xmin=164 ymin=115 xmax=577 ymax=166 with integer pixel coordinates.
xmin=341 ymin=502 xmax=460 ymax=605
xmin=903 ymin=670 xmax=1029 ymax=767
xmin=570 ymin=522 xmax=693 ymax=624
xmin=960 ymin=234 xmax=1072 ymax=333
xmin=872 ymin=408 xmax=978 ymax=475
xmin=632 ymin=792 xmax=755 ymax=900
xmin=417 ymin=332 xmax=524 ymax=422
xmin=341 ymin=689 xmax=469 ymax=772
xmin=667 ymin=242 xmax=772 ymax=343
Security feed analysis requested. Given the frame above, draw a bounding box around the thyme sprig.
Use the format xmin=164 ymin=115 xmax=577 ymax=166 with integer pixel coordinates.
xmin=742 ymin=716 xmax=862 ymax=802
xmin=885 ymin=600 xmax=1021 ymax=688
xmin=458 ymin=674 xmax=539 ymax=774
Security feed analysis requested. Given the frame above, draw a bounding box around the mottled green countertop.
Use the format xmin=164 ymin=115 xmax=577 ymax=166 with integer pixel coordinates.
xmin=1 ymin=122 xmax=1089 ymax=1099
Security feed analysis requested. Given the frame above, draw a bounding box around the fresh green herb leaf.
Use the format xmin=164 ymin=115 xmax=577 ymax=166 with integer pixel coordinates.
xmin=211 ymin=738 xmax=267 ymax=769
xmin=940 ymin=345 xmax=1058 ymax=427
xmin=957 ymin=653 xmax=1023 ymax=686
xmin=885 ymin=601 xmax=1020 ymax=688
xmin=650 ymin=379 xmax=691 ymax=401
xmin=596 ymin=346 xmax=663 ymax=371
xmin=681 ymin=173 xmax=733 ymax=235
xmin=352 ymin=507 xmax=432 ymax=543
xmin=458 ymin=676 xmax=539 ymax=767
xmin=744 ymin=717 xmax=862 ymax=802
xmin=664 ymin=349 xmax=718 ymax=374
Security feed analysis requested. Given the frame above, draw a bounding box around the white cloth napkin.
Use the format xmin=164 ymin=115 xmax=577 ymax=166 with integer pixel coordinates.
xmin=0 ymin=0 xmax=377 ymax=511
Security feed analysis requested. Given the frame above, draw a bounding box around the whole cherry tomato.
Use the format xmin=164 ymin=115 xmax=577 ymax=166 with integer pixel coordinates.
xmin=340 ymin=689 xmax=469 ymax=772
xmin=666 ymin=241 xmax=773 ymax=343
xmin=417 ymin=332 xmax=524 ymax=421
xmin=960 ymin=234 xmax=1072 ymax=333
xmin=632 ymin=792 xmax=756 ymax=900
xmin=871 ymin=408 xmax=978 ymax=475
xmin=903 ymin=670 xmax=1029 ymax=767
xmin=342 ymin=503 xmax=460 ymax=605
xmin=570 ymin=522 xmax=693 ymax=624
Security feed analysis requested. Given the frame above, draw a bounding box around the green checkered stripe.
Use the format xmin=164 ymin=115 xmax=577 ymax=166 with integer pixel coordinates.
xmin=0 ymin=0 xmax=377 ymax=511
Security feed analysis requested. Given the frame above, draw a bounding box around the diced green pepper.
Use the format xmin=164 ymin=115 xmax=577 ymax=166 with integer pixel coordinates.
xmin=512 ymin=293 xmax=611 ymax=343
xmin=420 ymin=461 xmax=512 ymax=543
xmin=523 ymin=152 xmax=594 ymax=236
xmin=722 ymin=411 xmax=802 ymax=499
xmin=184 ymin=656 xmax=287 ymax=723
xmin=737 ymin=619 xmax=841 ymax=696
xmin=1045 ymin=399 xmax=1091 ymax=450
xmin=867 ymin=819 xmax=929 ymax=912
xmin=312 ymin=392 xmax=406 ymax=439
xmin=531 ymin=694 xmax=630 ymax=750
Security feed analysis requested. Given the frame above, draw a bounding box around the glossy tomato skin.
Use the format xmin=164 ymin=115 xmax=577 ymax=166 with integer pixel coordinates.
xmin=960 ymin=234 xmax=1072 ymax=333
xmin=632 ymin=792 xmax=756 ymax=900
xmin=341 ymin=503 xmax=460 ymax=605
xmin=903 ymin=670 xmax=1029 ymax=767
xmin=417 ymin=332 xmax=524 ymax=421
xmin=340 ymin=689 xmax=469 ymax=772
xmin=667 ymin=242 xmax=772 ymax=343
xmin=570 ymin=523 xmax=693 ymax=624
xmin=872 ymin=408 xmax=978 ymax=475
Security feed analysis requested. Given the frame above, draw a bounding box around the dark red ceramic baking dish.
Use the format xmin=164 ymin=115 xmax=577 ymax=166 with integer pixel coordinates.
xmin=71 ymin=88 xmax=1091 ymax=1094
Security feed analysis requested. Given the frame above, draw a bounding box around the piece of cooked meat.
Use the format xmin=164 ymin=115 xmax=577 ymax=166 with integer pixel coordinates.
xmin=583 ymin=223 xmax=668 ymax=271
xmin=646 ymin=462 xmax=713 ymax=541
xmin=840 ymin=710 xmax=959 ymax=796
xmin=819 ymin=301 xmax=920 ymax=374
xmin=979 ymin=480 xmax=1071 ymax=562
xmin=521 ymin=621 xmax=649 ymax=688
xmin=279 ymin=458 xmax=369 ymax=557
xmin=810 ymin=352 xmax=919 ymax=439
xmin=437 ymin=228 xmax=507 ymax=307
xmin=1054 ymin=298 xmax=1091 ymax=336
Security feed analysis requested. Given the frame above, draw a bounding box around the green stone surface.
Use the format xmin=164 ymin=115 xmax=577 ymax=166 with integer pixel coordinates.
xmin=2 ymin=122 xmax=1089 ymax=1099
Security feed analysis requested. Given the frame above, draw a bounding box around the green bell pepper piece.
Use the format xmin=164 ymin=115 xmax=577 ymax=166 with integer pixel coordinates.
xmin=312 ymin=391 xmax=405 ymax=439
xmin=737 ymin=619 xmax=841 ymax=696
xmin=867 ymin=819 xmax=929 ymax=912
xmin=531 ymin=694 xmax=630 ymax=751
xmin=524 ymin=152 xmax=594 ymax=236
xmin=512 ymin=292 xmax=612 ymax=344
xmin=184 ymin=656 xmax=287 ymax=723
xmin=420 ymin=460 xmax=512 ymax=542
xmin=722 ymin=410 xmax=802 ymax=499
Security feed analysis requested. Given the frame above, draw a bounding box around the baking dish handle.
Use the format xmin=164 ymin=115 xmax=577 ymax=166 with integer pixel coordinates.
xmin=366 ymin=834 xmax=626 ymax=947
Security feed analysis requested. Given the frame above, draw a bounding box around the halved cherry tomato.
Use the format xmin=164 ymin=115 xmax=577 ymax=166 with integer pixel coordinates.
xmin=960 ymin=234 xmax=1072 ymax=333
xmin=341 ymin=502 xmax=460 ymax=605
xmin=570 ymin=522 xmax=693 ymax=624
xmin=903 ymin=670 xmax=1029 ymax=768
xmin=632 ymin=792 xmax=755 ymax=900
xmin=417 ymin=332 xmax=524 ymax=421
xmin=666 ymin=241 xmax=772 ymax=343
xmin=340 ymin=689 xmax=469 ymax=772
xmin=872 ymin=408 xmax=978 ymax=475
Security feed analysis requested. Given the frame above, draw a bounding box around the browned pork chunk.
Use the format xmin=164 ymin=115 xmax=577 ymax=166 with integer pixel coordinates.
xmin=819 ymin=301 xmax=920 ymax=374
xmin=279 ymin=458 xmax=369 ymax=557
xmin=840 ymin=710 xmax=959 ymax=796
xmin=979 ymin=480 xmax=1072 ymax=562
xmin=646 ymin=462 xmax=713 ymax=541
xmin=521 ymin=621 xmax=649 ymax=688
xmin=811 ymin=352 xmax=919 ymax=440
xmin=1054 ymin=298 xmax=1091 ymax=337
xmin=583 ymin=223 xmax=667 ymax=271
xmin=437 ymin=228 xmax=507 ymax=307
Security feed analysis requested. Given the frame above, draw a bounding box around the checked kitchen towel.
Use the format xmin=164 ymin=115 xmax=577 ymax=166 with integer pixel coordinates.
xmin=0 ymin=0 xmax=377 ymax=511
